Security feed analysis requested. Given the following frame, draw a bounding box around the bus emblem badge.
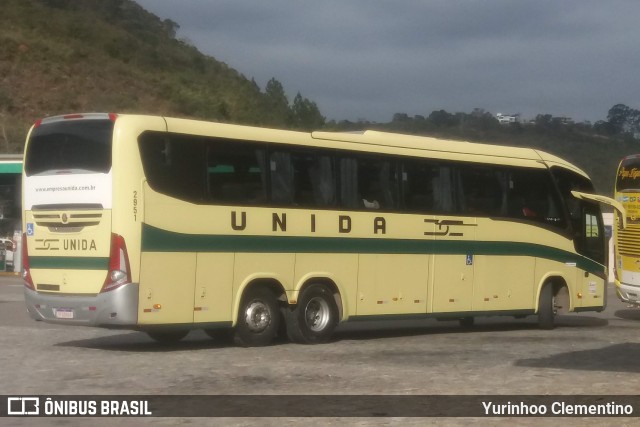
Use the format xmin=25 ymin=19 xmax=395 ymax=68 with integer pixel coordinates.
xmin=61 ymin=213 xmax=68 ymax=224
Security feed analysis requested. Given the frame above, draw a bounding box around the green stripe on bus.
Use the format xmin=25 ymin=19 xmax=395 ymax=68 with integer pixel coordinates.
xmin=141 ymin=224 xmax=605 ymax=275
xmin=0 ymin=163 xmax=21 ymax=173
xmin=29 ymin=257 xmax=109 ymax=270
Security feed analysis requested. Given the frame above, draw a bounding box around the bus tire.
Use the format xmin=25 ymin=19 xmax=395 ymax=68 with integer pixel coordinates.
xmin=234 ymin=287 xmax=280 ymax=347
xmin=285 ymin=284 xmax=339 ymax=344
xmin=147 ymin=330 xmax=189 ymax=343
xmin=538 ymin=284 xmax=555 ymax=330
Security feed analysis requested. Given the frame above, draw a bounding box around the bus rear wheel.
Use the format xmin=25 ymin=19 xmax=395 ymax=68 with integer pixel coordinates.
xmin=538 ymin=284 xmax=556 ymax=330
xmin=234 ymin=287 xmax=280 ymax=347
xmin=285 ymin=284 xmax=339 ymax=344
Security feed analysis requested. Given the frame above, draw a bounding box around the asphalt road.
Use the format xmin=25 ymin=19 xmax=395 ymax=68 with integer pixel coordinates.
xmin=1 ymin=274 xmax=640 ymax=426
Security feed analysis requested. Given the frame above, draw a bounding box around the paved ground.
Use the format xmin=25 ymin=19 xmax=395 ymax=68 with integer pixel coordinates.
xmin=1 ymin=274 xmax=639 ymax=426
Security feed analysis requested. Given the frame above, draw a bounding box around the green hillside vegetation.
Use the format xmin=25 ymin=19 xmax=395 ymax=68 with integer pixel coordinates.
xmin=1 ymin=0 xmax=638 ymax=195
xmin=0 ymin=0 xmax=324 ymax=151
xmin=329 ymin=106 xmax=640 ymax=195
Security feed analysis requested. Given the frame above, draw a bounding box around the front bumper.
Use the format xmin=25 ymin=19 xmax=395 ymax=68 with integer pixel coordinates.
xmin=615 ymin=279 xmax=640 ymax=306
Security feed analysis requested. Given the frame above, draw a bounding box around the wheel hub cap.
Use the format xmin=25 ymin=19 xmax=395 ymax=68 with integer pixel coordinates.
xmin=305 ymin=297 xmax=330 ymax=332
xmin=244 ymin=301 xmax=271 ymax=333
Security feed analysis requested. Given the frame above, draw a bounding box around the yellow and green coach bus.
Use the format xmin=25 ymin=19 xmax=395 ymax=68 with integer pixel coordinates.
xmin=22 ymin=113 xmax=623 ymax=346
xmin=614 ymin=154 xmax=640 ymax=306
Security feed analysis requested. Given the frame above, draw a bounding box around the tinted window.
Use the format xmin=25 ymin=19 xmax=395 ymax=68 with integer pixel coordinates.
xmin=270 ymin=150 xmax=336 ymax=208
xmin=25 ymin=119 xmax=113 ymax=176
xmin=208 ymin=142 xmax=267 ymax=205
xmin=505 ymin=168 xmax=565 ymax=228
xmin=459 ymin=166 xmax=504 ymax=216
xmin=137 ymin=130 xmax=566 ymax=232
xmin=552 ymin=167 xmax=594 ymax=195
xmin=340 ymin=156 xmax=399 ymax=210
xmin=139 ymin=132 xmax=206 ymax=203
xmin=399 ymin=159 xmax=565 ymax=226
xmin=402 ymin=160 xmax=454 ymax=213
xmin=551 ymin=166 xmax=595 ymax=222
xmin=140 ymin=132 xmax=268 ymax=205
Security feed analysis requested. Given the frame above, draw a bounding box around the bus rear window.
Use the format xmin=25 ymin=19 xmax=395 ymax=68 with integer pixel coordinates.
xmin=25 ymin=119 xmax=113 ymax=176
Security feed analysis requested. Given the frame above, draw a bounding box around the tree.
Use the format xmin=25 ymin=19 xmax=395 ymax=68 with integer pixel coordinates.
xmin=263 ymin=78 xmax=292 ymax=126
xmin=392 ymin=113 xmax=410 ymax=123
xmin=291 ymin=92 xmax=325 ymax=130
xmin=607 ymin=103 xmax=640 ymax=136
xmin=162 ymin=19 xmax=180 ymax=39
xmin=535 ymin=114 xmax=553 ymax=127
xmin=265 ymin=78 xmax=289 ymax=111
xmin=428 ymin=109 xmax=457 ymax=128
xmin=593 ymin=120 xmax=613 ymax=135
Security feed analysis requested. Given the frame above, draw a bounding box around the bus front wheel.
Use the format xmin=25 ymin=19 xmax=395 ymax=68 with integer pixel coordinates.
xmin=234 ymin=287 xmax=280 ymax=347
xmin=538 ymin=284 xmax=556 ymax=330
xmin=285 ymin=284 xmax=339 ymax=344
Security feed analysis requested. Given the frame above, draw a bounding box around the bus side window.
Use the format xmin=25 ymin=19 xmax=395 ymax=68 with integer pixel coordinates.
xmin=459 ymin=166 xmax=503 ymax=216
xmin=339 ymin=158 xmax=359 ymax=209
xmin=338 ymin=155 xmax=399 ymax=210
xmin=270 ymin=151 xmax=294 ymax=205
xmin=402 ymin=160 xmax=437 ymax=212
xmin=139 ymin=132 xmax=206 ymax=203
xmin=356 ymin=157 xmax=398 ymax=210
xmin=205 ymin=141 xmax=267 ymax=205
xmin=505 ymin=168 xmax=564 ymax=227
xmin=289 ymin=151 xmax=336 ymax=208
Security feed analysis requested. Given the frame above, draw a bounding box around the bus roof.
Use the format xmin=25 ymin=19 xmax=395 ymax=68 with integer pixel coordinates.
xmin=312 ymin=129 xmax=538 ymax=158
xmin=38 ymin=113 xmax=588 ymax=179
xmin=312 ymin=129 xmax=588 ymax=178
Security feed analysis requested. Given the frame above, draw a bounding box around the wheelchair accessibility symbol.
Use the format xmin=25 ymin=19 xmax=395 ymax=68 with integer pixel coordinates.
xmin=27 ymin=223 xmax=34 ymax=236
xmin=466 ymin=254 xmax=473 ymax=266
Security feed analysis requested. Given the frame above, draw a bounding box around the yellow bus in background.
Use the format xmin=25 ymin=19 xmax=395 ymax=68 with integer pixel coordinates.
xmin=22 ymin=113 xmax=623 ymax=346
xmin=614 ymin=154 xmax=640 ymax=306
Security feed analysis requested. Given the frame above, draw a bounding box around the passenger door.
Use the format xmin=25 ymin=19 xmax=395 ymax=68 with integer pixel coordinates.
xmin=575 ymin=203 xmax=607 ymax=308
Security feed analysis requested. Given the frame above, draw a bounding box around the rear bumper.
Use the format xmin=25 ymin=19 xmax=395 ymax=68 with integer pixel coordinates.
xmin=24 ymin=283 xmax=139 ymax=327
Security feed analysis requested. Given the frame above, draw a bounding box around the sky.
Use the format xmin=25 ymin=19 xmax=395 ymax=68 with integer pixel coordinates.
xmin=134 ymin=0 xmax=640 ymax=124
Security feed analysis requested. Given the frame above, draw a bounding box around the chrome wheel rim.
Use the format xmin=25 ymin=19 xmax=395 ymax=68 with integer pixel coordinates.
xmin=244 ymin=300 xmax=271 ymax=333
xmin=305 ymin=296 xmax=331 ymax=332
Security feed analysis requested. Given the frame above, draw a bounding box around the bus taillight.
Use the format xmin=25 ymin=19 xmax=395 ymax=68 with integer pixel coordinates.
xmin=102 ymin=233 xmax=131 ymax=293
xmin=22 ymin=233 xmax=35 ymax=290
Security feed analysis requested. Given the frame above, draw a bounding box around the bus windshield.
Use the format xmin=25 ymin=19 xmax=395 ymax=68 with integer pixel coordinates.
xmin=616 ymin=156 xmax=640 ymax=192
xmin=551 ymin=166 xmax=605 ymax=265
xmin=25 ymin=119 xmax=113 ymax=176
